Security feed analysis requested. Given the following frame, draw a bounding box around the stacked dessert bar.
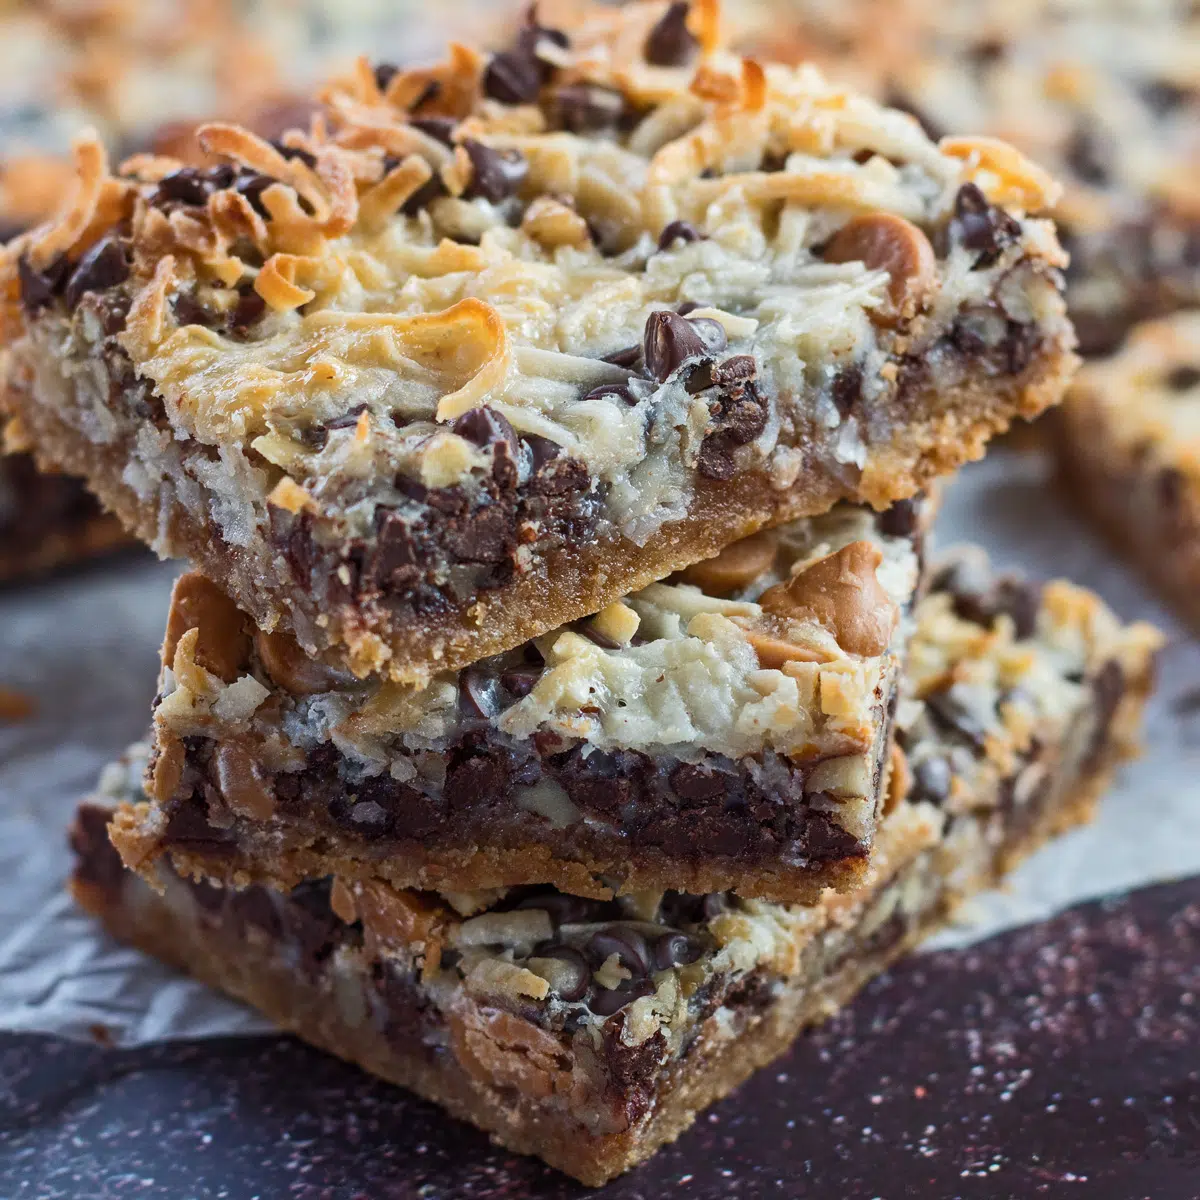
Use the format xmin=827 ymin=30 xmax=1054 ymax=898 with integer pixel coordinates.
xmin=3 ymin=0 xmax=1160 ymax=1183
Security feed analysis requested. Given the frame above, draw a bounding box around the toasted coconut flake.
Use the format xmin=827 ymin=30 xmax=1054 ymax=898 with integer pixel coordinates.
xmin=255 ymin=253 xmax=318 ymax=311
xmin=358 ymin=155 xmax=434 ymax=231
xmin=940 ymin=135 xmax=1062 ymax=212
xmin=29 ymin=133 xmax=109 ymax=268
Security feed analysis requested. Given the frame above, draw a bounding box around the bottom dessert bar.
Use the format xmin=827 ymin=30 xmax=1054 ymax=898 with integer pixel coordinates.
xmin=70 ymin=565 xmax=1157 ymax=1186
xmin=0 ymin=451 xmax=131 ymax=582
xmin=1052 ymin=311 xmax=1200 ymax=628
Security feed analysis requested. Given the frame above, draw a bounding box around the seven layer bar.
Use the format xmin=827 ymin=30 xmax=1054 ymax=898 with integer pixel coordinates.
xmin=2 ymin=0 xmax=1076 ymax=684
xmin=72 ymin=555 xmax=1161 ymax=1186
xmin=113 ymin=502 xmax=930 ymax=906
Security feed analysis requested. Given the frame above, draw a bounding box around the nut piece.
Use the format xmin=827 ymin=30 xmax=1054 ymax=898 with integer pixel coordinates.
xmin=745 ymin=630 xmax=824 ymax=669
xmin=163 ymin=573 xmax=250 ymax=683
xmin=679 ymin=531 xmax=777 ymax=596
xmin=254 ymin=628 xmax=353 ymax=696
xmin=759 ymin=540 xmax=897 ymax=658
xmin=823 ymin=213 xmax=939 ymax=320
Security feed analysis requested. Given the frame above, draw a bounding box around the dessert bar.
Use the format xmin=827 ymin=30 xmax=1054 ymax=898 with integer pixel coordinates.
xmin=2 ymin=1 xmax=1076 ymax=682
xmin=115 ymin=502 xmax=930 ymax=906
xmin=728 ymin=0 xmax=1200 ymax=355
xmin=1052 ymin=311 xmax=1200 ymax=627
xmin=73 ymin=558 xmax=1159 ymax=1185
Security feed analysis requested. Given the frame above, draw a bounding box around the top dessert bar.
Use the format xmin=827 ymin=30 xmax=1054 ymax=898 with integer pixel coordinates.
xmin=729 ymin=0 xmax=1200 ymax=355
xmin=0 ymin=0 xmax=1076 ymax=683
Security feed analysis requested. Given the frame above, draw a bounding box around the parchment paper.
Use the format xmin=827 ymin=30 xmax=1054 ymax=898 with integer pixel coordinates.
xmin=2 ymin=448 xmax=1199 ymax=1045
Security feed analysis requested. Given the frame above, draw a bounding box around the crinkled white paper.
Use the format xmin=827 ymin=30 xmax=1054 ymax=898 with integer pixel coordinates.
xmin=2 ymin=449 xmax=1199 ymax=1045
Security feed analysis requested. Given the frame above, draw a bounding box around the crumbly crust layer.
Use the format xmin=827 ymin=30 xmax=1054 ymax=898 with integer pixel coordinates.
xmin=1052 ymin=311 xmax=1200 ymax=626
xmin=2 ymin=1 xmax=1076 ymax=682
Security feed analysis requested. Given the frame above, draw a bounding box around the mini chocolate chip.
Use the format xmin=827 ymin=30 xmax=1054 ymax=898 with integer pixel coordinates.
xmin=462 ymin=140 xmax=529 ymax=203
xmin=270 ymin=139 xmax=317 ymax=169
xmin=952 ymin=182 xmax=1021 ymax=268
xmin=519 ymin=893 xmax=602 ymax=926
xmin=602 ymin=344 xmax=642 ymax=368
xmin=644 ymin=310 xmax=709 ymax=382
xmin=653 ymin=931 xmax=705 ymax=970
xmin=924 ymin=690 xmax=989 ymax=752
xmin=235 ymin=172 xmax=277 ymax=218
xmin=500 ymin=666 xmax=542 ymax=698
xmin=400 ymin=174 xmax=448 ymax=216
xmin=645 ymin=1 xmax=698 ymax=67
xmin=586 ymin=927 xmax=651 ymax=977
xmin=154 ymin=166 xmax=222 ymax=207
xmin=410 ymin=116 xmax=457 ymax=146
xmin=17 ymin=253 xmax=70 ymax=313
xmin=1166 ymin=365 xmax=1200 ymax=391
xmin=229 ymin=288 xmax=266 ymax=337
xmin=524 ymin=433 xmax=563 ymax=473
xmin=877 ymin=497 xmax=919 ymax=539
xmin=555 ymin=83 xmax=626 ymax=133
xmin=532 ymin=944 xmax=590 ymax=1001
xmin=374 ymin=62 xmax=399 ymax=93
xmin=173 ymin=294 xmax=217 ymax=328
xmin=483 ymin=49 xmax=542 ymax=104
xmin=590 ymin=976 xmax=655 ymax=1017
xmin=910 ymin=756 xmax=952 ymax=806
xmin=63 ymin=237 xmax=129 ymax=308
xmin=451 ymin=405 xmax=519 ymax=452
xmin=657 ymin=220 xmax=702 ymax=250
xmin=581 ymin=382 xmax=637 ymax=406
xmin=459 ymin=666 xmax=501 ymax=720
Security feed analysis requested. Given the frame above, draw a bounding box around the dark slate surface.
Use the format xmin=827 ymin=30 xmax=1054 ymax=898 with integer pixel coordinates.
xmin=1 ymin=876 xmax=1198 ymax=1200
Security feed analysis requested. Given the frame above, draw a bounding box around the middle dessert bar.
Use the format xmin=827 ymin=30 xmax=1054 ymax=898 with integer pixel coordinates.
xmin=115 ymin=502 xmax=930 ymax=905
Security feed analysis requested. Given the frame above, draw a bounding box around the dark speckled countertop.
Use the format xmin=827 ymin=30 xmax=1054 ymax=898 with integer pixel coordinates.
xmin=1 ymin=876 xmax=1197 ymax=1200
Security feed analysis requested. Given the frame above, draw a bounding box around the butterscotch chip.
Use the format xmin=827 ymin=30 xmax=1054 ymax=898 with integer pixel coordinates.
xmin=759 ymin=540 xmax=897 ymax=658
xmin=679 ymin=532 xmax=777 ymax=596
xmin=823 ymin=214 xmax=938 ymax=320
xmin=254 ymin=628 xmax=353 ymax=696
xmin=163 ymin=573 xmax=250 ymax=683
xmin=213 ymin=740 xmax=275 ymax=821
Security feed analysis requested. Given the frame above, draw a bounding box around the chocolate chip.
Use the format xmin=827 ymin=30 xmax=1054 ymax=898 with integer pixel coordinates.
xmin=1166 ymin=365 xmax=1200 ymax=391
xmin=270 ymin=140 xmax=317 ymax=169
xmin=601 ymin=344 xmax=641 ymax=368
xmin=154 ymin=165 xmax=229 ymax=207
xmin=657 ymin=220 xmax=702 ymax=251
xmin=483 ymin=49 xmax=542 ymax=104
xmin=229 ymin=287 xmax=267 ymax=338
xmin=645 ymin=1 xmax=698 ymax=67
xmin=531 ymin=944 xmax=590 ymax=1001
xmin=173 ymin=294 xmax=217 ymax=328
xmin=1065 ymin=123 xmax=1111 ymax=188
xmin=459 ymin=666 xmax=502 ymax=720
xmin=590 ymin=976 xmax=655 ymax=1017
xmin=710 ymin=355 xmax=757 ymax=386
xmin=653 ymin=931 xmax=705 ymax=970
xmin=951 ymin=182 xmax=1021 ymax=268
xmin=586 ymin=927 xmax=651 ymax=977
xmin=400 ymin=173 xmax=447 ymax=216
xmin=500 ymin=666 xmax=542 ymax=698
xmin=235 ymin=172 xmax=277 ymax=218
xmin=17 ymin=253 xmax=70 ymax=313
xmin=450 ymin=405 xmax=519 ymax=453
xmin=230 ymin=887 xmax=283 ymax=938
xmin=63 ymin=237 xmax=129 ymax=308
xmin=910 ymin=756 xmax=952 ymax=806
xmin=924 ymin=690 xmax=989 ymax=752
xmin=877 ymin=497 xmax=919 ymax=539
xmin=581 ymin=382 xmax=637 ymax=406
xmin=1085 ymin=660 xmax=1125 ymax=770
xmin=951 ymin=575 xmax=1041 ymax=640
xmin=555 ymin=83 xmax=626 ymax=133
xmin=518 ymin=893 xmax=601 ymax=927
xmin=643 ymin=310 xmax=709 ymax=382
xmin=574 ymin=620 xmax=620 ymax=650
xmin=374 ymin=62 xmax=399 ymax=93
xmin=524 ymin=433 xmax=563 ymax=473
xmin=1141 ymin=79 xmax=1189 ymax=115
xmin=462 ymin=140 xmax=529 ymax=203
xmin=409 ymin=116 xmax=457 ymax=146
xmin=831 ymin=364 xmax=863 ymax=418
xmin=800 ymin=807 xmax=864 ymax=860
